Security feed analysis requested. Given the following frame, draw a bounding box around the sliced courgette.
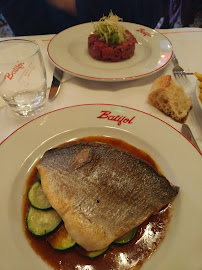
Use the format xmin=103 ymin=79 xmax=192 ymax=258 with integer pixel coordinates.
xmin=37 ymin=171 xmax=41 ymax=182
xmin=85 ymin=247 xmax=108 ymax=258
xmin=28 ymin=181 xmax=52 ymax=210
xmin=47 ymin=223 xmax=76 ymax=250
xmin=114 ymin=227 xmax=138 ymax=244
xmin=27 ymin=206 xmax=62 ymax=236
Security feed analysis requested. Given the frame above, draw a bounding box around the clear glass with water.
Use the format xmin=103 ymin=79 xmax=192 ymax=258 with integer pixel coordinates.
xmin=0 ymin=39 xmax=47 ymax=116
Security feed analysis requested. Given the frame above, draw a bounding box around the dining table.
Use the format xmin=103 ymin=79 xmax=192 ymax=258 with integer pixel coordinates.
xmin=0 ymin=27 xmax=202 ymax=149
xmin=0 ymin=25 xmax=202 ymax=270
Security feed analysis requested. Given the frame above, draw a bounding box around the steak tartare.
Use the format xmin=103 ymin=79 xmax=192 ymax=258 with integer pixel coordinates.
xmin=88 ymin=11 xmax=137 ymax=62
xmin=88 ymin=30 xmax=137 ymax=62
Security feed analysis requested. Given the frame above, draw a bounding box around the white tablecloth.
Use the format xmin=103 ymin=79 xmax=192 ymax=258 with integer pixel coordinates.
xmin=0 ymin=28 xmax=202 ymax=150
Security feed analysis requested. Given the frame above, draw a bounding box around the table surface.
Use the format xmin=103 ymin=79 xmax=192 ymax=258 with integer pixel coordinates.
xmin=0 ymin=27 xmax=202 ymax=151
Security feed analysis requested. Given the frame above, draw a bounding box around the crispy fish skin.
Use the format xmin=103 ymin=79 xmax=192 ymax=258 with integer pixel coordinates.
xmin=37 ymin=141 xmax=179 ymax=251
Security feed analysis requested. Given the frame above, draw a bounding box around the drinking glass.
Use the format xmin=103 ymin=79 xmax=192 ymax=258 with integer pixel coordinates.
xmin=0 ymin=39 xmax=47 ymax=116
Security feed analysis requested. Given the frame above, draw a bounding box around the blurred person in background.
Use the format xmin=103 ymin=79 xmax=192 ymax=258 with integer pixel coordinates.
xmin=0 ymin=0 xmax=79 ymax=36
xmin=1 ymin=0 xmax=201 ymax=36
xmin=0 ymin=0 xmax=168 ymax=36
xmin=159 ymin=0 xmax=202 ymax=28
xmin=48 ymin=0 xmax=202 ymax=28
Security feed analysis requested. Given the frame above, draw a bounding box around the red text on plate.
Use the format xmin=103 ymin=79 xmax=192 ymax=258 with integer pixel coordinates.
xmin=97 ymin=111 xmax=136 ymax=126
xmin=136 ymin=28 xmax=152 ymax=37
xmin=5 ymin=62 xmax=25 ymax=80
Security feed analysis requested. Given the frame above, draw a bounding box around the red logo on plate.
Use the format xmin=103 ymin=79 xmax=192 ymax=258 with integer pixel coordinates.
xmin=136 ymin=28 xmax=152 ymax=37
xmin=5 ymin=62 xmax=25 ymax=80
xmin=97 ymin=111 xmax=136 ymax=126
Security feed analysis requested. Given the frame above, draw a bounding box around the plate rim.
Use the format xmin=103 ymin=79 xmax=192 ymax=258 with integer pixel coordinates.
xmin=1 ymin=103 xmax=201 ymax=155
xmin=47 ymin=22 xmax=173 ymax=81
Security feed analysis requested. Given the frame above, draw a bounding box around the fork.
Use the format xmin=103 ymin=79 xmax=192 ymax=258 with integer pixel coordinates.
xmin=172 ymin=54 xmax=194 ymax=77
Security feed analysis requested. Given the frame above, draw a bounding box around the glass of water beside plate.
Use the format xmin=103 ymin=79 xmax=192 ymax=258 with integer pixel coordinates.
xmin=0 ymin=39 xmax=47 ymax=117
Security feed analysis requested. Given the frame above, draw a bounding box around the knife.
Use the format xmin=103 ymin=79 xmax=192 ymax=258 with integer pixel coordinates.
xmin=48 ymin=67 xmax=63 ymax=101
xmin=181 ymin=124 xmax=201 ymax=153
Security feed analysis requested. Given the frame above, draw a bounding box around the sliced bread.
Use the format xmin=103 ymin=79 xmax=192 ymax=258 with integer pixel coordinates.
xmin=148 ymin=75 xmax=192 ymax=122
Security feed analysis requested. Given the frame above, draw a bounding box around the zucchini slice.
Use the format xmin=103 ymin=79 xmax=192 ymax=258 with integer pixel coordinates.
xmin=47 ymin=223 xmax=76 ymax=250
xmin=28 ymin=181 xmax=52 ymax=210
xmin=84 ymin=247 xmax=108 ymax=258
xmin=27 ymin=206 xmax=62 ymax=236
xmin=114 ymin=227 xmax=138 ymax=244
xmin=37 ymin=171 xmax=41 ymax=182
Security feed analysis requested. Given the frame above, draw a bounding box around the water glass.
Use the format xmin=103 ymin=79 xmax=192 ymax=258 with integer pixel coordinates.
xmin=0 ymin=39 xmax=47 ymax=116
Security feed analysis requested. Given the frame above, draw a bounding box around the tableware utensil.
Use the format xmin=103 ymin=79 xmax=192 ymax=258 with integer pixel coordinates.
xmin=0 ymin=39 xmax=47 ymax=116
xmin=49 ymin=67 xmax=63 ymax=101
xmin=172 ymin=54 xmax=194 ymax=77
xmin=181 ymin=123 xmax=201 ymax=152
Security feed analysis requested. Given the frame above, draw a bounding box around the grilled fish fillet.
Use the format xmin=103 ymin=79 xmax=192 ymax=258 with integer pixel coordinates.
xmin=37 ymin=141 xmax=179 ymax=251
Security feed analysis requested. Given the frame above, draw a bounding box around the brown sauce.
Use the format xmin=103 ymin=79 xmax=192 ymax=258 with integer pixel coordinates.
xmin=22 ymin=136 xmax=171 ymax=270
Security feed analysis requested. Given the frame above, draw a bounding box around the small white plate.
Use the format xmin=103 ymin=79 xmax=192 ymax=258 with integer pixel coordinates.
xmin=47 ymin=23 xmax=173 ymax=81
xmin=196 ymin=80 xmax=202 ymax=110
xmin=0 ymin=104 xmax=201 ymax=270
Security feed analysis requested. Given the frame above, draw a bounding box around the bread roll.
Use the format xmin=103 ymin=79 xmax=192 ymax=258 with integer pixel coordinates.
xmin=148 ymin=75 xmax=192 ymax=122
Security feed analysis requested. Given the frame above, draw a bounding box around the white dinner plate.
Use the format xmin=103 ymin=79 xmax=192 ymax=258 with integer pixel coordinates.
xmin=196 ymin=80 xmax=202 ymax=110
xmin=47 ymin=23 xmax=173 ymax=81
xmin=0 ymin=104 xmax=201 ymax=270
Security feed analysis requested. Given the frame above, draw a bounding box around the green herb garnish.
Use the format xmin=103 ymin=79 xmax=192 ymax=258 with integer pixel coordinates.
xmin=93 ymin=11 xmax=129 ymax=45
